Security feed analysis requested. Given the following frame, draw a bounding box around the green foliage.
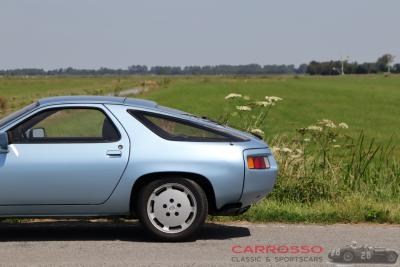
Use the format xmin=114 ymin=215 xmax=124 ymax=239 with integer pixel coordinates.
xmin=0 ymin=76 xmax=148 ymax=114
xmin=210 ymin=197 xmax=400 ymax=224
xmin=269 ymin=130 xmax=399 ymax=204
xmin=376 ymin=54 xmax=396 ymax=72
xmin=220 ymin=95 xmax=399 ymax=209
xmin=0 ymin=64 xmax=301 ymax=76
xmin=220 ymin=93 xmax=282 ymax=137
xmin=365 ymin=207 xmax=390 ymax=223
xmin=212 ymin=86 xmax=399 ymax=223
xmin=0 ymin=54 xmax=398 ymax=77
xmin=306 ymin=54 xmax=398 ymax=75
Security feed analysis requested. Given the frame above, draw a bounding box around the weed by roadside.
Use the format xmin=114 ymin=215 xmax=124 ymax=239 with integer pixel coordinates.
xmin=216 ymin=92 xmax=400 ymax=223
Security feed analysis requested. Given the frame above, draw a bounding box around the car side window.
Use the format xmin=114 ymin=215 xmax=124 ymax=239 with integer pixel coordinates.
xmin=144 ymin=115 xmax=225 ymax=139
xmin=128 ymin=110 xmax=246 ymax=142
xmin=9 ymin=108 xmax=120 ymax=143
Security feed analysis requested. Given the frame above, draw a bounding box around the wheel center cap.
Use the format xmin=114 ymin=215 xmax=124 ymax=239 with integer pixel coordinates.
xmin=169 ymin=205 xmax=176 ymax=211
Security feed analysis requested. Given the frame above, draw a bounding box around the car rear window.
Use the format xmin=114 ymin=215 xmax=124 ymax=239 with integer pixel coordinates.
xmin=128 ymin=110 xmax=248 ymax=142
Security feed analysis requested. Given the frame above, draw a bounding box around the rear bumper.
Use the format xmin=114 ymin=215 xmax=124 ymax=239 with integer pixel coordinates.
xmin=212 ymin=148 xmax=278 ymax=216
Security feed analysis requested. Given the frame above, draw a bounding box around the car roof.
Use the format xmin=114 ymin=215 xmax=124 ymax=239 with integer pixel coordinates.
xmin=38 ymin=96 xmax=158 ymax=109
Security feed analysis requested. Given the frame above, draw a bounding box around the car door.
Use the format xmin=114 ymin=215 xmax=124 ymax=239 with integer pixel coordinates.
xmin=0 ymin=104 xmax=129 ymax=205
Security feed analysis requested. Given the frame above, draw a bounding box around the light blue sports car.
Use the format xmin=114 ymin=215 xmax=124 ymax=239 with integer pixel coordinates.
xmin=0 ymin=96 xmax=277 ymax=240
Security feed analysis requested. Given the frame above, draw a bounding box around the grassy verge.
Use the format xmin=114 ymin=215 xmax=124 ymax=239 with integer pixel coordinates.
xmin=211 ymin=197 xmax=400 ymax=224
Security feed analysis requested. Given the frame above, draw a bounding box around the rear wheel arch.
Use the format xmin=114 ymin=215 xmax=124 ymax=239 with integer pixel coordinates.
xmin=130 ymin=172 xmax=217 ymax=215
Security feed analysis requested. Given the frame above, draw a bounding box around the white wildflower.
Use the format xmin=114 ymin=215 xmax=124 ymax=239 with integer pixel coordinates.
xmin=255 ymin=101 xmax=272 ymax=107
xmin=290 ymin=153 xmax=302 ymax=159
xmin=271 ymin=147 xmax=280 ymax=153
xmin=295 ymin=149 xmax=303 ymax=154
xmin=289 ymin=149 xmax=303 ymax=158
xmin=225 ymin=93 xmax=242 ymax=100
xmin=307 ymin=125 xmax=323 ymax=132
xmin=326 ymin=122 xmax=336 ymax=128
xmin=236 ymin=105 xmax=252 ymax=111
xmin=243 ymin=96 xmax=250 ymax=100
xmin=319 ymin=119 xmax=333 ymax=124
xmin=250 ymin=128 xmax=265 ymax=136
xmin=304 ymin=138 xmax=311 ymax=142
xmin=270 ymin=96 xmax=283 ymax=101
xmin=265 ymin=96 xmax=283 ymax=102
xmin=333 ymin=145 xmax=341 ymax=148
xmin=339 ymin=122 xmax=349 ymax=129
xmin=281 ymin=147 xmax=292 ymax=153
xmin=319 ymin=119 xmax=336 ymax=128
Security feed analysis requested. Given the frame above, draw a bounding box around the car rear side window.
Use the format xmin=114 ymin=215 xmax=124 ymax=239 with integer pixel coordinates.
xmin=128 ymin=110 xmax=246 ymax=142
xmin=9 ymin=107 xmax=120 ymax=143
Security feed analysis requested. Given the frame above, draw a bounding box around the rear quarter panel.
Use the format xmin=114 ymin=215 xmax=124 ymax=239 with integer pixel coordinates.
xmin=240 ymin=148 xmax=278 ymax=206
xmin=105 ymin=104 xmax=245 ymax=210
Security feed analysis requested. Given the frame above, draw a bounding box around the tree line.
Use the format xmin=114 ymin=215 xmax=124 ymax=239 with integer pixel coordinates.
xmin=0 ymin=54 xmax=398 ymax=76
xmin=0 ymin=64 xmax=302 ymax=76
xmin=306 ymin=54 xmax=399 ymax=75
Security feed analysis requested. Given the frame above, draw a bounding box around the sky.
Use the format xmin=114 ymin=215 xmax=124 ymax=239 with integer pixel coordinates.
xmin=0 ymin=0 xmax=399 ymax=69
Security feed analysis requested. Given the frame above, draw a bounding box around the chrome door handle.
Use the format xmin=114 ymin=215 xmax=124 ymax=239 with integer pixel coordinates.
xmin=106 ymin=150 xmax=122 ymax=157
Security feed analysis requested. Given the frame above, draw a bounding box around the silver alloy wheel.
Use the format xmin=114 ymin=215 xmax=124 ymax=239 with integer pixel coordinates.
xmin=147 ymin=183 xmax=197 ymax=234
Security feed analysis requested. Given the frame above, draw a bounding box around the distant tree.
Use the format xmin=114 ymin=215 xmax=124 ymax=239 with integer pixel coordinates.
xmin=344 ymin=62 xmax=359 ymax=74
xmin=376 ymin=54 xmax=395 ymax=73
xmin=128 ymin=65 xmax=148 ymax=74
xmin=2 ymin=58 xmax=400 ymax=76
xmin=354 ymin=63 xmax=369 ymax=74
xmin=183 ymin=66 xmax=202 ymax=75
xmin=393 ymin=63 xmax=400 ymax=73
xmin=306 ymin=61 xmax=340 ymax=75
xmin=150 ymin=66 xmax=182 ymax=75
xmin=297 ymin=64 xmax=308 ymax=74
xmin=306 ymin=61 xmax=320 ymax=75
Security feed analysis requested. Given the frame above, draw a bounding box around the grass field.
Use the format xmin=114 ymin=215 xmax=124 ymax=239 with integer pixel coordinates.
xmin=143 ymin=75 xmax=400 ymax=146
xmin=0 ymin=74 xmax=399 ymax=224
xmin=0 ymin=76 xmax=141 ymax=110
xmin=1 ymin=75 xmax=399 ymax=145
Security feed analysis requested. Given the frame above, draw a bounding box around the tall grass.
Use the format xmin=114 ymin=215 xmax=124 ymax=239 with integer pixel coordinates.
xmin=269 ymin=131 xmax=400 ymax=204
xmin=219 ymin=93 xmax=400 ymax=223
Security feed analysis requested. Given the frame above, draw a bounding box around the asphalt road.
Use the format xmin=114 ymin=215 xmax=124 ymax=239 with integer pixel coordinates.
xmin=0 ymin=220 xmax=398 ymax=266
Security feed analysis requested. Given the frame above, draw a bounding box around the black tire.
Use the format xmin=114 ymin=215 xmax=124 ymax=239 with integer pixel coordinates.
xmin=342 ymin=251 xmax=355 ymax=263
xmin=387 ymin=251 xmax=398 ymax=263
xmin=136 ymin=177 xmax=208 ymax=241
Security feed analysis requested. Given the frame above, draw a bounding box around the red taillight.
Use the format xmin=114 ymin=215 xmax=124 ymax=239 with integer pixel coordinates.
xmin=247 ymin=156 xmax=270 ymax=169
